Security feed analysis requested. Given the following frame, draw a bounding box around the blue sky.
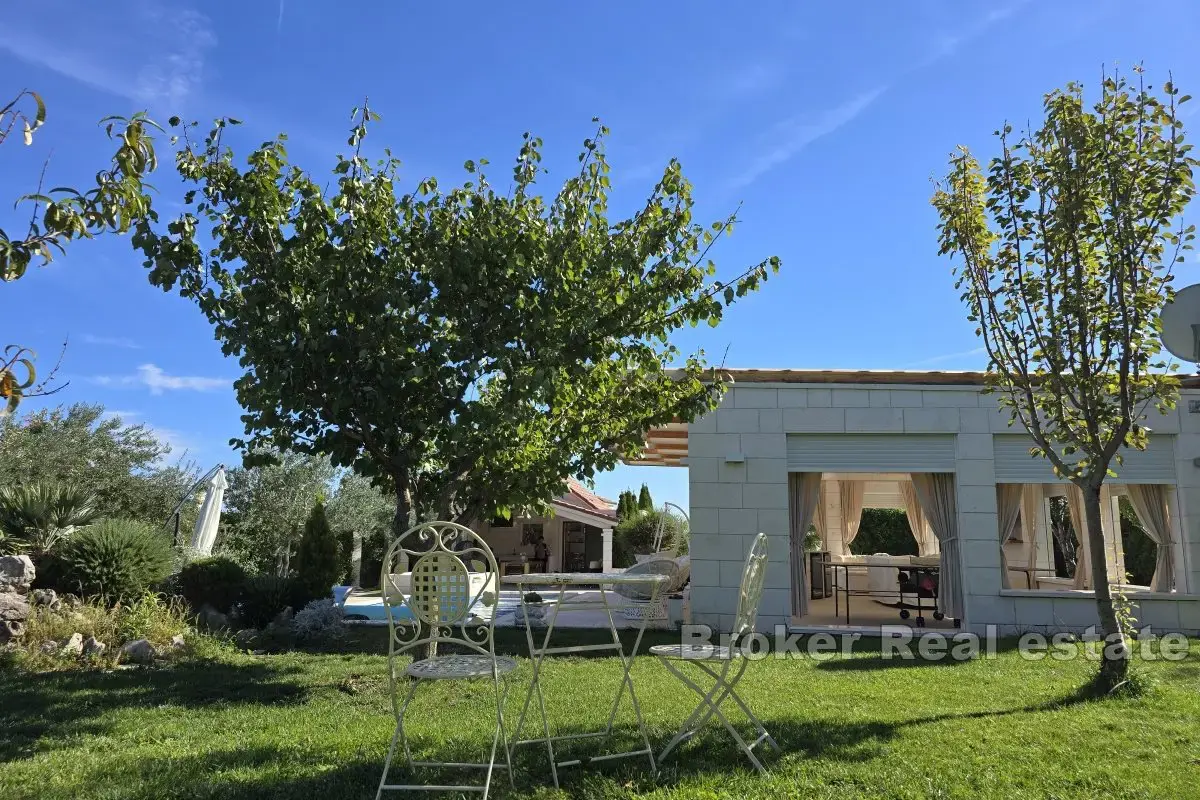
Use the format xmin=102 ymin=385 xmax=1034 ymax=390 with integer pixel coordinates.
xmin=4 ymin=0 xmax=1200 ymax=513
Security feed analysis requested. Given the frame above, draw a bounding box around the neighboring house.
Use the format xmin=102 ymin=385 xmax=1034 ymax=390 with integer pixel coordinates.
xmin=629 ymin=370 xmax=1200 ymax=636
xmin=471 ymin=480 xmax=618 ymax=575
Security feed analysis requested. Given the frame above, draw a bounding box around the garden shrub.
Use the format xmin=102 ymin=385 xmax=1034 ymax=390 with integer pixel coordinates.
xmin=54 ymin=519 xmax=176 ymax=602
xmin=178 ymin=556 xmax=247 ymax=613
xmin=613 ymin=510 xmax=687 ymax=568
xmin=294 ymin=501 xmax=339 ymax=602
xmin=291 ymin=598 xmax=346 ymax=644
xmin=236 ymin=574 xmax=303 ymax=629
xmin=849 ymin=508 xmax=919 ymax=556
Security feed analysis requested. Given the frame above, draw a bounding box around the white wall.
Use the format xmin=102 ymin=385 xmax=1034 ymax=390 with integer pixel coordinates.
xmin=687 ymin=382 xmax=1200 ymax=635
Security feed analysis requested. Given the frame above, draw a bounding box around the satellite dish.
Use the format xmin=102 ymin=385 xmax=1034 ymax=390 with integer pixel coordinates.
xmin=1160 ymin=283 xmax=1200 ymax=364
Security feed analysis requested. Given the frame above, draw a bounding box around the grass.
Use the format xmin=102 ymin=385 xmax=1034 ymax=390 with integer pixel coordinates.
xmin=2 ymin=628 xmax=1198 ymax=799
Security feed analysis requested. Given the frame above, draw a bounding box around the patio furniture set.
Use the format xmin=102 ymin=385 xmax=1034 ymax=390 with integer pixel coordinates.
xmin=375 ymin=521 xmax=775 ymax=799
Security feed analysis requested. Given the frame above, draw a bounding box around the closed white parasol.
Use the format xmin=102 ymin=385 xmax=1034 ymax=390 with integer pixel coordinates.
xmin=190 ymin=466 xmax=228 ymax=555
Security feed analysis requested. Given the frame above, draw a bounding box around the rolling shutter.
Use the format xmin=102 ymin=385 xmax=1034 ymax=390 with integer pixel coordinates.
xmin=786 ymin=434 xmax=956 ymax=472
xmin=992 ymin=434 xmax=1176 ymax=484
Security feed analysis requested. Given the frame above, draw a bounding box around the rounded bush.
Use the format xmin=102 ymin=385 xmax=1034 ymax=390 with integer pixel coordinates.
xmin=178 ymin=556 xmax=247 ymax=614
xmin=236 ymin=574 xmax=306 ymax=629
xmin=56 ymin=519 xmax=176 ymax=603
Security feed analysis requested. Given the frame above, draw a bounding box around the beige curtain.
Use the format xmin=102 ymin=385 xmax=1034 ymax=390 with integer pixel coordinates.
xmin=1125 ymin=484 xmax=1176 ymax=593
xmin=996 ymin=484 xmax=1024 ymax=590
xmin=1020 ymin=486 xmax=1042 ymax=589
xmin=814 ymin=481 xmax=829 ymax=550
xmin=1065 ymin=486 xmax=1093 ymax=589
xmin=839 ymin=481 xmax=865 ymax=552
xmin=788 ymin=473 xmax=823 ymax=618
xmin=899 ymin=480 xmax=936 ymax=557
xmin=910 ymin=473 xmax=964 ymax=620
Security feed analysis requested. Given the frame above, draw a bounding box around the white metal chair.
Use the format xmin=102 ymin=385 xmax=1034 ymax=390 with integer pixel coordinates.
xmin=376 ymin=521 xmax=514 ymax=799
xmin=651 ymin=532 xmax=779 ymax=773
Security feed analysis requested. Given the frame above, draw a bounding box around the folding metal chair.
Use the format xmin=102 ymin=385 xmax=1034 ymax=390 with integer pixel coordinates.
xmin=651 ymin=532 xmax=779 ymax=773
xmin=376 ymin=521 xmax=514 ymax=799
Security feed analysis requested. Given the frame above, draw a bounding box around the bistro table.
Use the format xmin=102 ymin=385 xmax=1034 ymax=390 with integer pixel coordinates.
xmin=501 ymin=571 xmax=670 ymax=789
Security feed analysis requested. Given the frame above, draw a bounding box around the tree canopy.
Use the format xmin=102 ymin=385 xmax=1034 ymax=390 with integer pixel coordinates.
xmin=326 ymin=471 xmax=393 ymax=541
xmin=0 ymin=403 xmax=197 ymax=525
xmin=137 ymin=109 xmax=779 ymax=533
xmin=218 ymin=451 xmax=336 ymax=574
xmin=932 ymin=67 xmax=1197 ymax=688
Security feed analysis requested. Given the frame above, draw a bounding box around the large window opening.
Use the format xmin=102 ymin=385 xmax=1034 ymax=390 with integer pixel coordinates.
xmin=797 ymin=472 xmax=952 ymax=628
xmin=999 ymin=483 xmax=1180 ymax=594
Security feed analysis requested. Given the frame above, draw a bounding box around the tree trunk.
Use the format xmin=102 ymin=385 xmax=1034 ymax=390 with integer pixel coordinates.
xmin=350 ymin=530 xmax=362 ymax=589
xmin=391 ymin=483 xmax=412 ymax=540
xmin=1082 ymin=481 xmax=1129 ymax=689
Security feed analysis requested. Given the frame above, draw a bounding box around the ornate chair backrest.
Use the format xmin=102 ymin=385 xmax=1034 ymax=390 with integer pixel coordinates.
xmin=380 ymin=521 xmax=500 ymax=658
xmin=731 ymin=533 xmax=769 ymax=639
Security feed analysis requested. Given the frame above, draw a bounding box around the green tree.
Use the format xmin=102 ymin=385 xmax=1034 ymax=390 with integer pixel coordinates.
xmin=294 ymin=501 xmax=339 ymax=603
xmin=0 ymin=404 xmax=197 ymax=525
xmin=932 ymin=68 xmax=1196 ymax=690
xmin=637 ymin=483 xmax=654 ymax=512
xmin=326 ymin=470 xmax=393 ymax=585
xmin=136 ymin=109 xmax=779 ymax=535
xmin=219 ymin=451 xmax=335 ymax=575
xmin=616 ymin=491 xmax=636 ymax=521
xmin=1 ymin=90 xmax=159 ymax=411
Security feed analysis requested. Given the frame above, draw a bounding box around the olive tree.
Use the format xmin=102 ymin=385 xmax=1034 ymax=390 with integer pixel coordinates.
xmin=136 ymin=108 xmax=779 ymax=535
xmin=932 ymin=68 xmax=1196 ymax=689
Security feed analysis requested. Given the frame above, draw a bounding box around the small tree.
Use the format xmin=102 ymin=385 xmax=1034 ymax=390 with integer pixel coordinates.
xmin=137 ymin=109 xmax=779 ymax=535
xmin=637 ymin=484 xmax=654 ymax=512
xmin=616 ymin=490 xmax=636 ymax=521
xmin=933 ymin=68 xmax=1196 ymax=689
xmin=220 ymin=452 xmax=335 ymax=575
xmin=294 ymin=501 xmax=339 ymax=602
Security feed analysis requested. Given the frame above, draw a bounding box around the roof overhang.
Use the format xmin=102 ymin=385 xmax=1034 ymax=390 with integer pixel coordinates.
xmin=625 ymin=421 xmax=688 ymax=467
xmin=549 ymin=499 xmax=617 ymax=528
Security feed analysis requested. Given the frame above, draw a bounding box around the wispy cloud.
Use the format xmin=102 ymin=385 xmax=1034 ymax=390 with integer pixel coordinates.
xmin=906 ymin=347 xmax=987 ymax=368
xmin=715 ymin=61 xmax=785 ymax=101
xmin=0 ymin=1 xmax=216 ymax=107
xmin=81 ymin=334 xmax=141 ymax=349
xmin=277 ymin=0 xmax=286 ymax=34
xmin=728 ymin=86 xmax=887 ymax=190
xmin=925 ymin=1 xmax=1027 ymax=65
xmin=100 ymin=409 xmax=141 ymax=423
xmin=726 ymin=3 xmax=1024 ymax=190
xmin=89 ymin=363 xmax=230 ymax=395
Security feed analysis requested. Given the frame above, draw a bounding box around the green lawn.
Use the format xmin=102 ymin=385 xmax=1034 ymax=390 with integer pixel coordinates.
xmin=2 ymin=629 xmax=1198 ymax=799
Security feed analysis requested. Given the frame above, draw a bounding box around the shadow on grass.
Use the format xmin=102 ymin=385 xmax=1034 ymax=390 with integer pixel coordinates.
xmin=0 ymin=659 xmax=312 ymax=762
xmin=332 ymin=625 xmax=685 ymax=659
xmin=0 ymin=657 xmax=1109 ymax=799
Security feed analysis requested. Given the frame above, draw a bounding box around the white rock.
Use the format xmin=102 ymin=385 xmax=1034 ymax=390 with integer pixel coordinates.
xmin=60 ymin=632 xmax=85 ymax=656
xmin=118 ymin=638 xmax=155 ymax=664
xmin=0 ymin=555 xmax=35 ymax=592
xmin=83 ymin=636 xmax=107 ymax=658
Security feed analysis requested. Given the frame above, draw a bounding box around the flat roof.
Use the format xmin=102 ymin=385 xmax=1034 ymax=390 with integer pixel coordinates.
xmin=624 ymin=368 xmax=1200 ymax=467
xmin=717 ymin=368 xmax=1200 ymax=388
xmin=719 ymin=368 xmax=988 ymax=386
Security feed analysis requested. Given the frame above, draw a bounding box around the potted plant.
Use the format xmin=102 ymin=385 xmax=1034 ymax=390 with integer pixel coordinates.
xmin=518 ymin=591 xmax=545 ymax=627
xmin=803 ymin=525 xmax=823 ymax=552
